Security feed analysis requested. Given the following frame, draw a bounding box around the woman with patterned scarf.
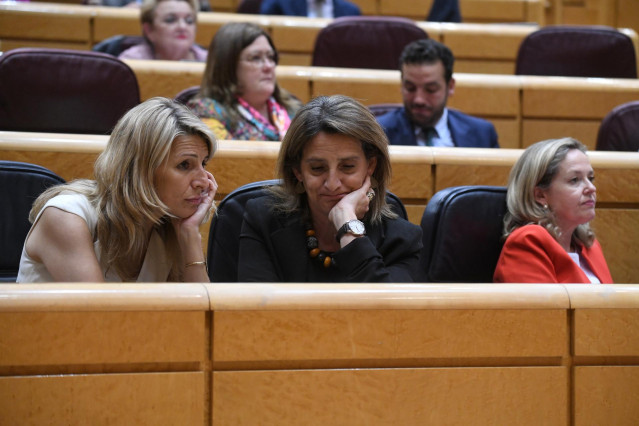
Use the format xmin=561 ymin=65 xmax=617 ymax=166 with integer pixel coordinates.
xmin=187 ymin=22 xmax=302 ymax=141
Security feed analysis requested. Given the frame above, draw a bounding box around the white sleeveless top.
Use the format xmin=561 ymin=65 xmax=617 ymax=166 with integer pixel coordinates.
xmin=17 ymin=193 xmax=172 ymax=283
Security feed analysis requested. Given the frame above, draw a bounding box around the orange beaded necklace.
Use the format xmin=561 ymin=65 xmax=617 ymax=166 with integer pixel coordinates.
xmin=305 ymin=228 xmax=335 ymax=268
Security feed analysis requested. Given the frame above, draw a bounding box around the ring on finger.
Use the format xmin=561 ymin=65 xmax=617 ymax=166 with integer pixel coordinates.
xmin=366 ymin=189 xmax=375 ymax=201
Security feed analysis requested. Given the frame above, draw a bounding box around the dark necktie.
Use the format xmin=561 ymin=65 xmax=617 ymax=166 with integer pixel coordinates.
xmin=423 ymin=127 xmax=437 ymax=146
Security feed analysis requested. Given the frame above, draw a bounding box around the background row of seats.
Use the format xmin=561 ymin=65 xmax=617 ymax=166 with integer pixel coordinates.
xmin=1 ymin=46 xmax=637 ymax=150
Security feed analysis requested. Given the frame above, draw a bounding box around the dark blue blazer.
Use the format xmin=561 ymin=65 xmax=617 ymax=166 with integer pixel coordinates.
xmin=426 ymin=0 xmax=461 ymax=22
xmin=377 ymin=107 xmax=499 ymax=148
xmin=260 ymin=0 xmax=361 ymax=17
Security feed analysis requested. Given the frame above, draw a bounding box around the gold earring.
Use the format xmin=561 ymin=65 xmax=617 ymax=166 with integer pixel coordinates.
xmin=370 ymin=176 xmax=378 ymax=188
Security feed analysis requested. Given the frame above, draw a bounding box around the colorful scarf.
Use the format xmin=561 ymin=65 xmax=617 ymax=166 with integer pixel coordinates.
xmin=237 ymin=96 xmax=292 ymax=140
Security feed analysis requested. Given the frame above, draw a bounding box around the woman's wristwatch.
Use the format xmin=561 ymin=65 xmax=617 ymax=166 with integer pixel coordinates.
xmin=335 ymin=219 xmax=366 ymax=242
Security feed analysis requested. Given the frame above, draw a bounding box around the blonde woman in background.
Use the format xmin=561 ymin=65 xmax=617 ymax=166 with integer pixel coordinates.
xmin=18 ymin=98 xmax=217 ymax=282
xmin=119 ymin=0 xmax=207 ymax=61
xmin=494 ymin=137 xmax=613 ymax=283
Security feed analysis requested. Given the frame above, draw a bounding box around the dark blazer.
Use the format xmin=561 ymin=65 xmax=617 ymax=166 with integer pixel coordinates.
xmin=260 ymin=0 xmax=361 ymax=17
xmin=238 ymin=195 xmax=423 ymax=282
xmin=426 ymin=0 xmax=461 ymax=22
xmin=377 ymin=107 xmax=500 ymax=148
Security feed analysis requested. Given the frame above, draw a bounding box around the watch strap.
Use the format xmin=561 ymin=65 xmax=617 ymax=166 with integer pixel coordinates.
xmin=335 ymin=220 xmax=365 ymax=242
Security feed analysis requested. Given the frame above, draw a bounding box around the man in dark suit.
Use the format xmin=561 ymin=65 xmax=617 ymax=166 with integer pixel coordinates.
xmin=377 ymin=39 xmax=499 ymax=148
xmin=260 ymin=0 xmax=361 ymax=18
xmin=427 ymin=0 xmax=461 ymax=22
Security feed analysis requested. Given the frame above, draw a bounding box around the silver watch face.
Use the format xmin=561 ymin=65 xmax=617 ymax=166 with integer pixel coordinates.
xmin=348 ymin=220 xmax=365 ymax=234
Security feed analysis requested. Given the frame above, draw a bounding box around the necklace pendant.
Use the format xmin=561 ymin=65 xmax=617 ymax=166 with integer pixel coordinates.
xmin=306 ymin=225 xmax=335 ymax=269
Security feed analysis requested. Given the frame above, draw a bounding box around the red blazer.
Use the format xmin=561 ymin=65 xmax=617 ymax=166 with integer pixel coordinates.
xmin=493 ymin=224 xmax=613 ymax=284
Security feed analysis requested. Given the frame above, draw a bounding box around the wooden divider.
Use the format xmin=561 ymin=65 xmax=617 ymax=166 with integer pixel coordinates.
xmin=211 ymin=0 xmax=546 ymax=24
xmin=123 ymin=60 xmax=639 ymax=150
xmin=0 ymin=1 xmax=95 ymax=51
xmin=2 ymin=2 xmax=637 ymax=73
xmin=0 ymin=1 xmax=551 ymax=74
xmin=1 ymin=283 xmax=638 ymax=425
xmin=2 ymin=131 xmax=639 ymax=282
xmin=520 ymin=75 xmax=639 ymax=148
xmin=547 ymin=0 xmax=639 ymax=36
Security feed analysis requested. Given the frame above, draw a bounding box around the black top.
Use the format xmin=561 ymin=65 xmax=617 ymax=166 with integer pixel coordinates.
xmin=238 ymin=195 xmax=423 ymax=282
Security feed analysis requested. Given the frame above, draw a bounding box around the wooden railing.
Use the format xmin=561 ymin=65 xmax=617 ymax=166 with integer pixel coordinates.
xmin=210 ymin=0 xmax=546 ymax=23
xmin=121 ymin=61 xmax=639 ymax=150
xmin=1 ymin=283 xmax=638 ymax=424
xmin=5 ymin=2 xmax=637 ymax=74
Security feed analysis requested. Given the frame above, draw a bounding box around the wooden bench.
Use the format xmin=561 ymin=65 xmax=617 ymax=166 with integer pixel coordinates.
xmin=1 ymin=283 xmax=638 ymax=424
xmin=2 ymin=2 xmax=637 ymax=73
xmin=546 ymin=0 xmax=639 ymax=36
xmin=0 ymin=2 xmax=593 ymax=75
xmin=123 ymin=60 xmax=639 ymax=150
xmin=2 ymin=131 xmax=638 ymax=282
xmin=211 ymin=0 xmax=546 ymax=23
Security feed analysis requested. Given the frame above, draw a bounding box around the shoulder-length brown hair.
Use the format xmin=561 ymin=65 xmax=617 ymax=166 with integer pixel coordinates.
xmin=271 ymin=95 xmax=395 ymax=224
xmin=197 ymin=22 xmax=300 ymax=125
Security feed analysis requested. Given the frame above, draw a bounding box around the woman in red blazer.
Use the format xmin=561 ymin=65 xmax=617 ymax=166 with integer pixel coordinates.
xmin=493 ymin=137 xmax=613 ymax=283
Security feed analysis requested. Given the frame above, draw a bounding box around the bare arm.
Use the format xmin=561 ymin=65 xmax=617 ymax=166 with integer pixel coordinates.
xmin=173 ymin=171 xmax=218 ymax=282
xmin=25 ymin=207 xmax=105 ymax=282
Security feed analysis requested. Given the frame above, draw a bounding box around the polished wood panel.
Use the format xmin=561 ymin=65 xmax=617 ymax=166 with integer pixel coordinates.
xmin=123 ymin=60 xmax=639 ymax=149
xmin=591 ymin=210 xmax=639 ymax=284
xmin=554 ymin=0 xmax=639 ymax=36
xmin=3 ymin=1 xmax=637 ymax=73
xmin=573 ymin=309 xmax=639 ymax=357
xmin=0 ymin=1 xmax=546 ymax=74
xmin=521 ymin=119 xmax=602 ymax=151
xmin=375 ymin=0 xmax=544 ymax=23
xmin=211 ymin=0 xmax=544 ymax=22
xmin=574 ymin=366 xmax=639 ymax=426
xmin=617 ymin=0 xmax=639 ymax=35
xmin=0 ymin=284 xmax=638 ymax=425
xmin=0 ymin=372 xmax=206 ymax=425
xmin=521 ymin=76 xmax=639 ymax=149
xmin=213 ymin=309 xmax=567 ymax=366
xmin=213 ymin=367 xmax=567 ymax=425
xmin=0 ymin=311 xmax=207 ymax=367
xmin=0 ymin=2 xmax=92 ymax=48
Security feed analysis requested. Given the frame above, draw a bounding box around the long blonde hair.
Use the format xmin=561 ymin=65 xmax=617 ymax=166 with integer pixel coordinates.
xmin=503 ymin=137 xmax=595 ymax=247
xmin=30 ymin=98 xmax=217 ymax=281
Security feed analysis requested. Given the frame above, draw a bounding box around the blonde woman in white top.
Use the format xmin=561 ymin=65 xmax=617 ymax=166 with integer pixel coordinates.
xmin=18 ymin=97 xmax=217 ymax=282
